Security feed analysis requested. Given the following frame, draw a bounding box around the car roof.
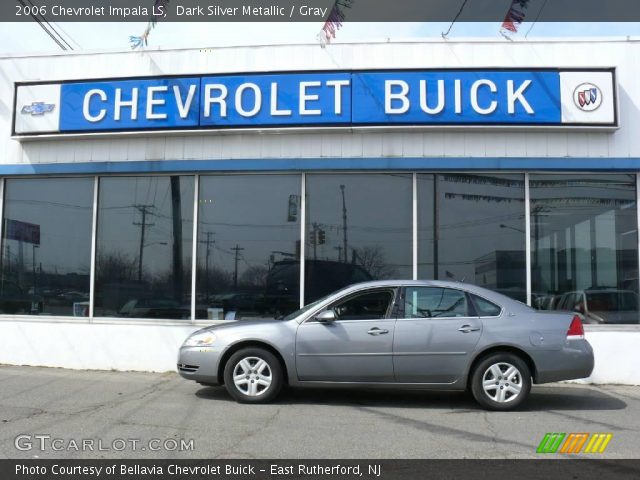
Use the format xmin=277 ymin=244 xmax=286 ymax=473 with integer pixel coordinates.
xmin=337 ymin=280 xmax=529 ymax=309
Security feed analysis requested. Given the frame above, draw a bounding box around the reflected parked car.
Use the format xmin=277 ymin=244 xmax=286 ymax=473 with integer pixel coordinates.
xmin=0 ymin=281 xmax=43 ymax=314
xmin=263 ymin=259 xmax=373 ymax=316
xmin=535 ymin=294 xmax=562 ymax=311
xmin=119 ymin=298 xmax=191 ymax=319
xmin=208 ymin=292 xmax=266 ymax=316
xmin=556 ymin=288 xmax=640 ymax=324
xmin=178 ymin=280 xmax=594 ymax=411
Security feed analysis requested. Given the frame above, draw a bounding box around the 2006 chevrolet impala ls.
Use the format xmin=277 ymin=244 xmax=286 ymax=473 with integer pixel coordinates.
xmin=178 ymin=281 xmax=594 ymax=410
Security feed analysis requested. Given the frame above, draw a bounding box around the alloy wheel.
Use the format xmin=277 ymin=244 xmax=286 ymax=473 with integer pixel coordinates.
xmin=481 ymin=362 xmax=523 ymax=403
xmin=232 ymin=356 xmax=273 ymax=397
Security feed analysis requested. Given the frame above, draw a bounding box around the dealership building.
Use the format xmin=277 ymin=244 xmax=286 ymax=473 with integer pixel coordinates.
xmin=0 ymin=37 xmax=639 ymax=384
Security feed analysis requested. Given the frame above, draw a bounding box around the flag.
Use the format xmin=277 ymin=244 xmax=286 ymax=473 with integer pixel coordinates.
xmin=317 ymin=0 xmax=354 ymax=47
xmin=130 ymin=0 xmax=170 ymax=50
xmin=500 ymin=0 xmax=531 ymax=36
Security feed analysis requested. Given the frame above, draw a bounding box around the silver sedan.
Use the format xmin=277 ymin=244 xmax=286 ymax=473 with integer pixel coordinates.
xmin=178 ymin=281 xmax=594 ymax=411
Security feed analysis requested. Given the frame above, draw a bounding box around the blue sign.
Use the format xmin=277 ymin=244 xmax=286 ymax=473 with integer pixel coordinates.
xmin=61 ymin=78 xmax=201 ymax=131
xmin=352 ymin=71 xmax=560 ymax=124
xmin=53 ymin=70 xmax=565 ymax=132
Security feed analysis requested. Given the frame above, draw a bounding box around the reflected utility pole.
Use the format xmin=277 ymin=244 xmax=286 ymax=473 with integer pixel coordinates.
xmin=200 ymin=231 xmax=215 ymax=299
xmin=311 ymin=222 xmax=318 ymax=261
xmin=32 ymin=245 xmax=39 ymax=291
xmin=170 ymin=177 xmax=183 ymax=302
xmin=133 ymin=205 xmax=155 ymax=282
xmin=340 ymin=184 xmax=348 ymax=263
xmin=232 ymin=244 xmax=245 ymax=290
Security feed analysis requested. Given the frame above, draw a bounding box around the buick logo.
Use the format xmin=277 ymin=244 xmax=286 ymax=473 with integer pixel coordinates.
xmin=21 ymin=102 xmax=55 ymax=116
xmin=573 ymin=83 xmax=602 ymax=112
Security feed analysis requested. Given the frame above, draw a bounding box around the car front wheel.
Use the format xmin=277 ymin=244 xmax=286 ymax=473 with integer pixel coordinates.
xmin=470 ymin=353 xmax=531 ymax=411
xmin=223 ymin=347 xmax=283 ymax=404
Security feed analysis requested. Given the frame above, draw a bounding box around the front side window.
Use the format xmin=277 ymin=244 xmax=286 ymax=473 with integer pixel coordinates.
xmin=404 ymin=287 xmax=469 ymax=318
xmin=329 ymin=290 xmax=395 ymax=320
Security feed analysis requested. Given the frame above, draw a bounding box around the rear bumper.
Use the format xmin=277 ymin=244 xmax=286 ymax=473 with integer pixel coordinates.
xmin=535 ymin=339 xmax=595 ymax=384
xmin=176 ymin=346 xmax=223 ymax=385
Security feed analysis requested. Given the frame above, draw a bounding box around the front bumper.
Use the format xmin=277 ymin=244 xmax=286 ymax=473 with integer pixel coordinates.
xmin=177 ymin=345 xmax=223 ymax=385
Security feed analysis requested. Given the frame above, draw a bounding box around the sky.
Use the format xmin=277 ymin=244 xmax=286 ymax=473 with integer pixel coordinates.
xmin=2 ymin=22 xmax=640 ymax=55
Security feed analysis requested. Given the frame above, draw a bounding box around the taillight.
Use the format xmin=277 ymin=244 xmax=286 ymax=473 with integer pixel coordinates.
xmin=567 ymin=315 xmax=584 ymax=339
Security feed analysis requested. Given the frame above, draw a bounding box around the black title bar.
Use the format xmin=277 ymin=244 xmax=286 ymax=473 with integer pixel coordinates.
xmin=3 ymin=459 xmax=640 ymax=480
xmin=4 ymin=0 xmax=640 ymax=22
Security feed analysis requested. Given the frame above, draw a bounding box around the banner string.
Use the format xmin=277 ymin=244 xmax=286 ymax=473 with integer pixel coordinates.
xmin=317 ymin=0 xmax=354 ymax=48
xmin=129 ymin=0 xmax=170 ymax=50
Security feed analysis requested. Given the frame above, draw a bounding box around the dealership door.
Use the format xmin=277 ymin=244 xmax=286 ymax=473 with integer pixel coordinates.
xmin=393 ymin=286 xmax=482 ymax=384
xmin=295 ymin=289 xmax=397 ymax=382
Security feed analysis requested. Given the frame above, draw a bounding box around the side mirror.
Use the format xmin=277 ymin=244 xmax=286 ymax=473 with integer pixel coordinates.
xmin=315 ymin=310 xmax=336 ymax=323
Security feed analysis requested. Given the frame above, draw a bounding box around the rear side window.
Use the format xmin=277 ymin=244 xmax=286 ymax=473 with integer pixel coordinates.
xmin=404 ymin=287 xmax=469 ymax=318
xmin=470 ymin=294 xmax=501 ymax=317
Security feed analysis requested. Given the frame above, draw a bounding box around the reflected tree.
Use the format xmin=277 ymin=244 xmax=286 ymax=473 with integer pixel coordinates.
xmin=352 ymin=245 xmax=396 ymax=280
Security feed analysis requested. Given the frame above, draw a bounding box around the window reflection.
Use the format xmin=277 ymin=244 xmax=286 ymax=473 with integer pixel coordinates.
xmin=94 ymin=176 xmax=194 ymax=319
xmin=530 ymin=174 xmax=639 ymax=324
xmin=418 ymin=174 xmax=527 ymax=302
xmin=305 ymin=174 xmax=413 ymax=303
xmin=195 ymin=175 xmax=301 ymax=320
xmin=0 ymin=178 xmax=93 ymax=316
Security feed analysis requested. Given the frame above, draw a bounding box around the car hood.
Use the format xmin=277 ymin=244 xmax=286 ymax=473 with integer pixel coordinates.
xmin=199 ymin=318 xmax=284 ymax=333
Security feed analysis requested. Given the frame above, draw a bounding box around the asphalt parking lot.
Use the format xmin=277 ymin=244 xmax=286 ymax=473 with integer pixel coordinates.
xmin=0 ymin=365 xmax=638 ymax=459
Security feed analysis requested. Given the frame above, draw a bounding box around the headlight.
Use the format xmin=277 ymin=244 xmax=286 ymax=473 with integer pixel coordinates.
xmin=184 ymin=332 xmax=217 ymax=347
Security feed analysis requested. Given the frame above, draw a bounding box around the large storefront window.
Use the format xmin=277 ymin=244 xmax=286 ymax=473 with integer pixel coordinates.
xmin=94 ymin=176 xmax=194 ymax=319
xmin=305 ymin=174 xmax=413 ymax=303
xmin=196 ymin=175 xmax=301 ymax=320
xmin=418 ymin=174 xmax=527 ymax=302
xmin=531 ymin=174 xmax=639 ymax=324
xmin=1 ymin=178 xmax=94 ymax=316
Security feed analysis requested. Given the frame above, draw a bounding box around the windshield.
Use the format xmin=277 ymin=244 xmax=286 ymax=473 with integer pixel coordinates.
xmin=586 ymin=291 xmax=639 ymax=312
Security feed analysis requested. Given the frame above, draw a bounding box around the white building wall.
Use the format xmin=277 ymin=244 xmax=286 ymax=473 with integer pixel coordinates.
xmin=1 ymin=38 xmax=640 ymax=167
xmin=0 ymin=320 xmax=637 ymax=385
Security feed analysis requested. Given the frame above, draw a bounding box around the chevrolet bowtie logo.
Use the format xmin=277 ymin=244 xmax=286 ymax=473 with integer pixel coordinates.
xmin=21 ymin=102 xmax=55 ymax=116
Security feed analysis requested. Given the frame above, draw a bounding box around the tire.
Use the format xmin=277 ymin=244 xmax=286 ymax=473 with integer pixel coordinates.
xmin=223 ymin=347 xmax=283 ymax=404
xmin=470 ymin=353 xmax=532 ymax=411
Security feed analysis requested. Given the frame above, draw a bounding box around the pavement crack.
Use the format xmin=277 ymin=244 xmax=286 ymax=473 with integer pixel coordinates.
xmin=214 ymin=406 xmax=283 ymax=459
xmin=356 ymin=406 xmax=533 ymax=450
xmin=0 ymin=406 xmax=48 ymax=424
xmin=546 ymin=410 xmax=634 ymax=432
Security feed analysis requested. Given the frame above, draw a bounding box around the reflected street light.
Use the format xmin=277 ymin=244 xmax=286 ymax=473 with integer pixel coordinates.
xmin=499 ymin=224 xmax=525 ymax=234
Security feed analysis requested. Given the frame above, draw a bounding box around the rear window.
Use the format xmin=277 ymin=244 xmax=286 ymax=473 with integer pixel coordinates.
xmin=470 ymin=294 xmax=501 ymax=317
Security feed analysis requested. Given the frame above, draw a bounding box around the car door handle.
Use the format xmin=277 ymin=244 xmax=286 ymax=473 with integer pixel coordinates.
xmin=458 ymin=325 xmax=480 ymax=333
xmin=367 ymin=327 xmax=389 ymax=335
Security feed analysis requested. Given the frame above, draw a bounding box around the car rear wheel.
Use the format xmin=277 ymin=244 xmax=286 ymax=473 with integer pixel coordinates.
xmin=223 ymin=347 xmax=283 ymax=404
xmin=470 ymin=353 xmax=531 ymax=411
